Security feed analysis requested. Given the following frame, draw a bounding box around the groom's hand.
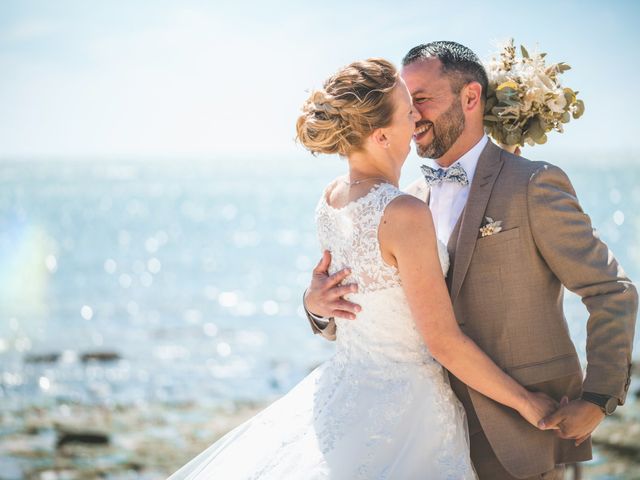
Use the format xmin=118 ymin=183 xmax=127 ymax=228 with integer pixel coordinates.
xmin=304 ymin=251 xmax=361 ymax=320
xmin=538 ymin=396 xmax=605 ymax=446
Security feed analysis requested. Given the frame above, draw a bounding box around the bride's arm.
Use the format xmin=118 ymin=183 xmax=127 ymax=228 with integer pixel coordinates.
xmin=379 ymin=195 xmax=556 ymax=427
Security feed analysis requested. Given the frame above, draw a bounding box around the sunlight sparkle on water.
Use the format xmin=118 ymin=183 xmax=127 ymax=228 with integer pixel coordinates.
xmin=613 ymin=210 xmax=625 ymax=226
xmin=203 ymin=323 xmax=218 ymax=337
xmin=218 ymin=292 xmax=238 ymax=308
xmin=104 ymin=259 xmax=117 ymax=274
xmin=183 ymin=309 xmax=202 ymax=324
xmin=216 ymin=342 xmax=231 ymax=357
xmin=80 ymin=305 xmax=93 ymax=320
xmin=147 ymin=257 xmax=161 ymax=274
xmin=45 ymin=255 xmax=57 ymax=273
xmin=38 ymin=376 xmax=50 ymax=391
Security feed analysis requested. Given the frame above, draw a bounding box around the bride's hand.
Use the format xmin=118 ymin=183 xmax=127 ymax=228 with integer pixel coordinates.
xmin=518 ymin=391 xmax=560 ymax=429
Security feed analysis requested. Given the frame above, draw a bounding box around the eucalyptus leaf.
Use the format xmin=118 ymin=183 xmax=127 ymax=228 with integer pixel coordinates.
xmin=484 ymin=96 xmax=498 ymax=113
xmin=495 ymin=88 xmax=519 ymax=105
xmin=535 ymin=133 xmax=548 ymax=144
xmin=521 ymin=45 xmax=529 ymax=58
xmin=572 ymin=99 xmax=585 ymax=119
xmin=557 ymin=63 xmax=571 ymax=73
xmin=527 ymin=117 xmax=545 ymax=140
xmin=563 ymin=88 xmax=576 ymax=105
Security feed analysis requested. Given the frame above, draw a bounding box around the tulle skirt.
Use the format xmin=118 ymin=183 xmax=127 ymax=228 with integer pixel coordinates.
xmin=169 ymin=353 xmax=477 ymax=480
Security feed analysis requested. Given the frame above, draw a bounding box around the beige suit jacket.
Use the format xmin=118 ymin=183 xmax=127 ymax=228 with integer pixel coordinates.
xmin=307 ymin=140 xmax=638 ymax=478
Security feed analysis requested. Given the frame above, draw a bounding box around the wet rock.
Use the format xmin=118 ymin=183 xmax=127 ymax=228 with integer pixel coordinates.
xmin=24 ymin=353 xmax=61 ymax=364
xmin=590 ymin=373 xmax=640 ymax=472
xmin=56 ymin=430 xmax=110 ymax=449
xmin=79 ymin=351 xmax=121 ymax=363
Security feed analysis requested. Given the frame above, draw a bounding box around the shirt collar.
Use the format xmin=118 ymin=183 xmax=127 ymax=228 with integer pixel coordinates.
xmin=430 ymin=134 xmax=488 ymax=184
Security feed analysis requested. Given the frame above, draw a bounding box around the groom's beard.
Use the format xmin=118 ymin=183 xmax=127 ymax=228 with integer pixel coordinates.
xmin=416 ymin=97 xmax=465 ymax=159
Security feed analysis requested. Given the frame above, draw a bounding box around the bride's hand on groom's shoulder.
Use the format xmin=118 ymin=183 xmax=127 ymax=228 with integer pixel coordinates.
xmin=517 ymin=390 xmax=559 ymax=430
xmin=304 ymin=251 xmax=362 ymax=320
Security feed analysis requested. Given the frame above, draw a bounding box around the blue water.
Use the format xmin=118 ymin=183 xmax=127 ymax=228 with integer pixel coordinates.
xmin=0 ymin=154 xmax=638 ymax=412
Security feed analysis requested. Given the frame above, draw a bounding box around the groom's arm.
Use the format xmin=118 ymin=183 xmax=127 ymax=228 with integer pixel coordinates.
xmin=304 ymin=290 xmax=337 ymax=341
xmin=303 ymin=251 xmax=361 ymax=342
xmin=527 ymin=164 xmax=638 ymax=404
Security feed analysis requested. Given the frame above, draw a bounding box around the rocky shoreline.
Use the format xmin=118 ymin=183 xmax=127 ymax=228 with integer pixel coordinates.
xmin=586 ymin=362 xmax=640 ymax=479
xmin=0 ymin=400 xmax=265 ymax=479
xmin=0 ymin=364 xmax=638 ymax=479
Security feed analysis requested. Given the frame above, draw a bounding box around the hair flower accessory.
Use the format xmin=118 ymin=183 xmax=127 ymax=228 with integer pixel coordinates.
xmin=483 ymin=39 xmax=585 ymax=149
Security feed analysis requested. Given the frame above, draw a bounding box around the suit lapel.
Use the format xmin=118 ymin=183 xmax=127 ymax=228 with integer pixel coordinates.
xmin=444 ymin=215 xmax=461 ymax=291
xmin=447 ymin=209 xmax=462 ymax=258
xmin=449 ymin=141 xmax=505 ymax=302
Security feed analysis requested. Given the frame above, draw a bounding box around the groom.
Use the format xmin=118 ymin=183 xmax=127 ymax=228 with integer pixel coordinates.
xmin=303 ymin=41 xmax=638 ymax=479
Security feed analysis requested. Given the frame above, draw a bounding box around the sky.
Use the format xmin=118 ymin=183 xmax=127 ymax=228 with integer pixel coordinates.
xmin=0 ymin=0 xmax=639 ymax=160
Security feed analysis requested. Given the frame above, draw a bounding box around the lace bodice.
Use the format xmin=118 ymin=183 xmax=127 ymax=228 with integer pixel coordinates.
xmin=315 ymin=182 xmax=450 ymax=367
xmin=316 ymin=182 xmax=449 ymax=293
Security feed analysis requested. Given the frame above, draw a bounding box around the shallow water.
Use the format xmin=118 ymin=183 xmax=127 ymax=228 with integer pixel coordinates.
xmin=0 ymin=154 xmax=638 ymax=410
xmin=0 ymin=154 xmax=638 ymax=477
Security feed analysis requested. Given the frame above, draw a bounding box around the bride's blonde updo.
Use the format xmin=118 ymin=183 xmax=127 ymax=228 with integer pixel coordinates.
xmin=296 ymin=58 xmax=399 ymax=156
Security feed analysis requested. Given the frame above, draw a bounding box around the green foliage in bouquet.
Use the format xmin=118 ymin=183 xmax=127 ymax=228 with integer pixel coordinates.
xmin=483 ymin=39 xmax=585 ymax=147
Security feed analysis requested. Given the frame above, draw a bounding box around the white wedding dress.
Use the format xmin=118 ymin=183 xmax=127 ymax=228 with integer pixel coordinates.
xmin=169 ymin=182 xmax=477 ymax=480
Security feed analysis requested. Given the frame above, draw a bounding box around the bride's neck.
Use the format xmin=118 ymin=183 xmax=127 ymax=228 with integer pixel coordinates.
xmin=347 ymin=152 xmax=400 ymax=187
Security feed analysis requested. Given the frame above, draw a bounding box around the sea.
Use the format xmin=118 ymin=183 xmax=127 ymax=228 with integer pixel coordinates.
xmin=0 ymin=152 xmax=638 ymax=477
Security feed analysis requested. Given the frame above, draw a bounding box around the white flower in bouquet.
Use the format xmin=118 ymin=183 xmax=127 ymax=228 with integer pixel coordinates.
xmin=483 ymin=39 xmax=585 ymax=149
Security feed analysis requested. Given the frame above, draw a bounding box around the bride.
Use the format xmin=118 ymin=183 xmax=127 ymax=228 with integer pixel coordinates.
xmin=168 ymin=58 xmax=556 ymax=480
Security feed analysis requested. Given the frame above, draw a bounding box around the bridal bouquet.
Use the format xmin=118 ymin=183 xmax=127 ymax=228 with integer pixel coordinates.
xmin=483 ymin=39 xmax=585 ymax=148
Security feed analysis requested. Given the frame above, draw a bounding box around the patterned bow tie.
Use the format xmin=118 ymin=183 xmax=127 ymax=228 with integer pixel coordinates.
xmin=420 ymin=163 xmax=469 ymax=187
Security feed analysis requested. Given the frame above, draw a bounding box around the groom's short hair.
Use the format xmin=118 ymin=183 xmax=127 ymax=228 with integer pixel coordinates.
xmin=402 ymin=41 xmax=488 ymax=102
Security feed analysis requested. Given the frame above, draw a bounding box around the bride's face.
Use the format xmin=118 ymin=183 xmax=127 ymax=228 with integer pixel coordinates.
xmin=384 ymin=79 xmax=421 ymax=166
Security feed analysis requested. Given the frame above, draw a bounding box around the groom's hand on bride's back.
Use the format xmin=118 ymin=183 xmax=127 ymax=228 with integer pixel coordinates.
xmin=304 ymin=250 xmax=362 ymax=320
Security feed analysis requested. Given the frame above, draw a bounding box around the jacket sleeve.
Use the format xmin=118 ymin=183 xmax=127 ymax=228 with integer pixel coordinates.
xmin=303 ymin=291 xmax=337 ymax=341
xmin=527 ymin=163 xmax=638 ymax=404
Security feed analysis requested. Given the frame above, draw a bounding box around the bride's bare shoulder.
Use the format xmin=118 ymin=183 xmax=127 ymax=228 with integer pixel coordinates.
xmin=384 ymin=192 xmax=432 ymax=227
xmin=403 ymin=177 xmax=429 ymax=202
xmin=379 ymin=194 xmax=435 ymax=251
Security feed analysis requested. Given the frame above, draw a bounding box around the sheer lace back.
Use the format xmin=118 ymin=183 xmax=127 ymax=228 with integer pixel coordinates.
xmin=314 ymin=180 xmax=450 ymax=368
xmin=315 ymin=182 xmax=404 ymax=293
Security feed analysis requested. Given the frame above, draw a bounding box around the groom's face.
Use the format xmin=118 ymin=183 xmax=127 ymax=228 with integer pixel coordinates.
xmin=401 ymin=58 xmax=465 ymax=159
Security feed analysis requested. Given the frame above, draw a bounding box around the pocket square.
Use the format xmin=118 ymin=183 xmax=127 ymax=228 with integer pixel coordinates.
xmin=479 ymin=217 xmax=503 ymax=237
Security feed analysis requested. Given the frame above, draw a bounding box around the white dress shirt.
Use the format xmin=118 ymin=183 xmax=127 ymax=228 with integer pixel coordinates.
xmin=428 ymin=135 xmax=488 ymax=245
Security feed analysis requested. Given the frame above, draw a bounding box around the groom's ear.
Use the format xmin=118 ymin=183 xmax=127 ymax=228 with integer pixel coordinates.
xmin=461 ymin=81 xmax=483 ymax=113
